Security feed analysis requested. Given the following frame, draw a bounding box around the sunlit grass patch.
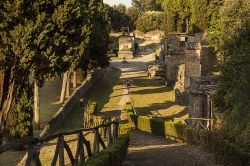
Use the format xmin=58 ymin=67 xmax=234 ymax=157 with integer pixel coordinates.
xmin=130 ymin=71 xmax=186 ymax=119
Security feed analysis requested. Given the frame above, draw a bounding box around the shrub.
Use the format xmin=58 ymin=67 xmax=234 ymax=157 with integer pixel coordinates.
xmin=83 ymin=134 xmax=130 ymax=166
xmin=5 ymin=81 xmax=33 ymax=146
xmin=200 ymin=130 xmax=250 ymax=165
xmin=88 ymin=101 xmax=98 ymax=115
xmin=126 ymin=101 xmax=193 ymax=143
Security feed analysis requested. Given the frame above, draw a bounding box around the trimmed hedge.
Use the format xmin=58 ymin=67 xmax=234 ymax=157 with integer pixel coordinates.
xmin=88 ymin=101 xmax=98 ymax=114
xmin=83 ymin=134 xmax=130 ymax=166
xmin=125 ymin=102 xmax=193 ymax=143
xmin=200 ymin=130 xmax=250 ymax=165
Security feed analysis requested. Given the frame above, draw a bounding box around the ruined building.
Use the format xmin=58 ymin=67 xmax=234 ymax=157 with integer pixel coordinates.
xmin=118 ymin=33 xmax=135 ymax=59
xmin=160 ymin=33 xmax=219 ymax=131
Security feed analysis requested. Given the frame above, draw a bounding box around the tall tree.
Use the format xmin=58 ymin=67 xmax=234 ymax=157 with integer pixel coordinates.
xmin=107 ymin=4 xmax=131 ymax=32
xmin=0 ymin=0 xmax=91 ymax=143
xmin=136 ymin=11 xmax=165 ymax=33
xmin=212 ymin=0 xmax=250 ymax=146
xmin=84 ymin=0 xmax=110 ymax=71
xmin=161 ymin=0 xmax=191 ymax=33
xmin=132 ymin=0 xmax=163 ymax=11
xmin=126 ymin=6 xmax=143 ymax=29
xmin=0 ymin=0 xmax=40 ymax=144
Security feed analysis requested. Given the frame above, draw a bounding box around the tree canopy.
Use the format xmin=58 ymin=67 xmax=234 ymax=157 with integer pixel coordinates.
xmin=0 ymin=0 xmax=110 ymax=144
xmin=211 ymin=0 xmax=250 ymax=146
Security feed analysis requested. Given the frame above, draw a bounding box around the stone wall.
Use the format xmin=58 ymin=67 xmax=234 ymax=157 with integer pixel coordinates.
xmin=200 ymin=47 xmax=218 ymax=76
xmin=189 ymin=76 xmax=212 ymax=127
xmin=184 ymin=49 xmax=201 ymax=91
xmin=133 ymin=30 xmax=164 ymax=41
xmin=39 ymin=69 xmax=104 ymax=137
xmin=118 ymin=51 xmax=134 ymax=59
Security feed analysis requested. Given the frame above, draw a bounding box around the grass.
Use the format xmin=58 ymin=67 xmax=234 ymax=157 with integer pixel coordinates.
xmin=145 ymin=43 xmax=161 ymax=55
xmin=1 ymin=63 xmax=187 ymax=165
xmin=51 ymin=66 xmax=122 ymax=133
xmin=131 ymin=71 xmax=187 ymax=120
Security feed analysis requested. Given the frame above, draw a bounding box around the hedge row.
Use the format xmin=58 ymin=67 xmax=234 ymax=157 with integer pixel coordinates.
xmin=88 ymin=101 xmax=98 ymax=114
xmin=83 ymin=134 xmax=130 ymax=166
xmin=200 ymin=129 xmax=250 ymax=165
xmin=126 ymin=102 xmax=193 ymax=143
xmin=83 ymin=103 xmax=131 ymax=166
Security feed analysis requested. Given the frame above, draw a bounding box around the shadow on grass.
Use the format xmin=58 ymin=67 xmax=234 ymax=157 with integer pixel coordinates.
xmin=135 ymin=101 xmax=175 ymax=114
xmin=80 ymin=66 xmax=122 ymax=114
xmin=51 ymin=66 xmax=122 ymax=133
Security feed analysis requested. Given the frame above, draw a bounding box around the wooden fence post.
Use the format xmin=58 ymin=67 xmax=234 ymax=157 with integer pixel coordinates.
xmin=59 ymin=136 xmax=65 ymax=166
xmin=94 ymin=129 xmax=100 ymax=154
xmin=26 ymin=144 xmax=41 ymax=166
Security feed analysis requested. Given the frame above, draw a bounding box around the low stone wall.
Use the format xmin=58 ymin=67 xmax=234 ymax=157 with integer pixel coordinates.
xmin=39 ymin=69 xmax=104 ymax=137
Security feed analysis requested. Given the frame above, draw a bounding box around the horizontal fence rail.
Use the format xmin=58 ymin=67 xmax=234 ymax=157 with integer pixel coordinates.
xmin=0 ymin=120 xmax=119 ymax=166
xmin=188 ymin=118 xmax=214 ymax=139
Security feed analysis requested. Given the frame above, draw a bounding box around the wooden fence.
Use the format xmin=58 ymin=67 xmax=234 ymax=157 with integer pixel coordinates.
xmin=0 ymin=120 xmax=119 ymax=166
xmin=188 ymin=118 xmax=214 ymax=139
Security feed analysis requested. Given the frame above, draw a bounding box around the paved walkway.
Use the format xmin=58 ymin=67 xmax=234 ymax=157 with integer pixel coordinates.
xmin=108 ymin=42 xmax=221 ymax=166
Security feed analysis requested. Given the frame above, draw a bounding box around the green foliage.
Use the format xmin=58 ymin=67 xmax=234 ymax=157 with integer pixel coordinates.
xmin=189 ymin=0 xmax=210 ymax=33
xmin=107 ymin=5 xmax=132 ymax=32
xmin=0 ymin=0 xmax=111 ymax=144
xmin=200 ymin=130 xmax=250 ymax=166
xmin=162 ymin=0 xmax=191 ymax=33
xmin=119 ymin=124 xmax=131 ymax=135
xmin=126 ymin=102 xmax=193 ymax=143
xmin=132 ymin=0 xmax=163 ymax=12
xmin=5 ymin=81 xmax=33 ymax=142
xmin=76 ymin=68 xmax=87 ymax=82
xmin=84 ymin=0 xmax=111 ymax=71
xmin=136 ymin=11 xmax=165 ymax=33
xmin=88 ymin=101 xmax=98 ymax=115
xmin=84 ymin=134 xmax=130 ymax=166
xmin=219 ymin=0 xmax=250 ymax=57
xmin=112 ymin=48 xmax=119 ymax=57
xmin=211 ymin=0 xmax=250 ymax=145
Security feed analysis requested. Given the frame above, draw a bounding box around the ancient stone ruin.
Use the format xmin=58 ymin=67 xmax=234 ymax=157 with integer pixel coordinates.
xmin=118 ymin=34 xmax=135 ymax=59
xmin=159 ymin=32 xmax=219 ymax=131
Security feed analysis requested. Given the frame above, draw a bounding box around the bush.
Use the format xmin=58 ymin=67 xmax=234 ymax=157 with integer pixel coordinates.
xmin=5 ymin=81 xmax=33 ymax=146
xmin=83 ymin=134 xmax=130 ymax=166
xmin=200 ymin=130 xmax=250 ymax=165
xmin=88 ymin=101 xmax=98 ymax=115
xmin=125 ymin=101 xmax=193 ymax=143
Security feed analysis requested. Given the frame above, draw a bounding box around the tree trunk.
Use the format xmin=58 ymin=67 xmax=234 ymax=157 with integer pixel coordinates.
xmin=34 ymin=79 xmax=40 ymax=130
xmin=66 ymin=71 xmax=70 ymax=97
xmin=73 ymin=71 xmax=77 ymax=88
xmin=186 ymin=18 xmax=189 ymax=33
xmin=60 ymin=71 xmax=70 ymax=103
xmin=0 ymin=81 xmax=16 ymax=145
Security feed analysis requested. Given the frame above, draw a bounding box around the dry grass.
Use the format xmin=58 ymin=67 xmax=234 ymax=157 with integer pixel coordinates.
xmin=0 ymin=65 xmax=187 ymax=165
xmin=131 ymin=71 xmax=187 ymax=120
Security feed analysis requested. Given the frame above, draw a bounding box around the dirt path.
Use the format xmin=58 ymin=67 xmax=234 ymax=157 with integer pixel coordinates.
xmin=122 ymin=129 xmax=220 ymax=166
xmin=107 ymin=42 xmax=221 ymax=166
xmin=109 ymin=45 xmax=155 ymax=122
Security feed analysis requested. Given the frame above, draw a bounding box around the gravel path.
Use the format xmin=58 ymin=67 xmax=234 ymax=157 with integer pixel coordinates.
xmin=108 ymin=42 xmax=221 ymax=166
xmin=108 ymin=44 xmax=155 ymax=122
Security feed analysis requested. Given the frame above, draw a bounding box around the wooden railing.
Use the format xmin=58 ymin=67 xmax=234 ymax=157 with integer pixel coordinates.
xmin=188 ymin=118 xmax=214 ymax=139
xmin=0 ymin=120 xmax=119 ymax=166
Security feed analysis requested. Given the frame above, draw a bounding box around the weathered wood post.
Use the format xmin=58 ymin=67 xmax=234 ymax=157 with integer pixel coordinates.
xmin=107 ymin=118 xmax=112 ymax=146
xmin=26 ymin=144 xmax=41 ymax=166
xmin=59 ymin=136 xmax=65 ymax=166
xmin=113 ymin=118 xmax=119 ymax=141
xmin=93 ymin=129 xmax=100 ymax=154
